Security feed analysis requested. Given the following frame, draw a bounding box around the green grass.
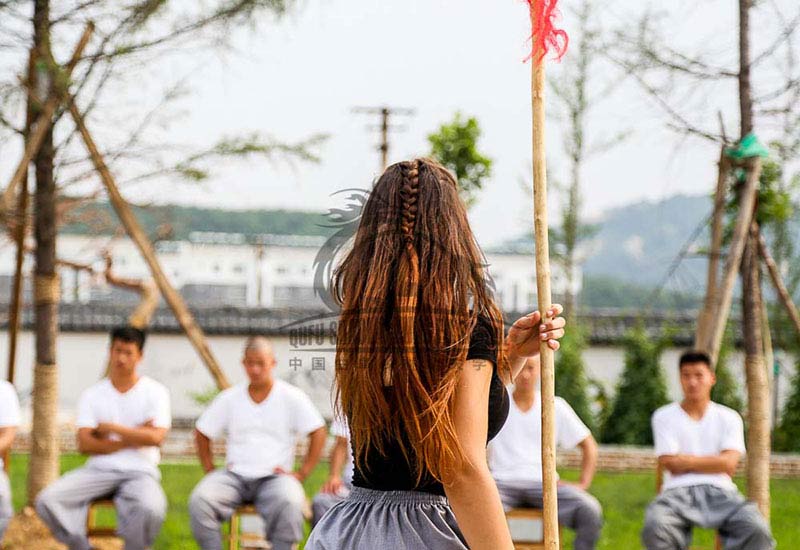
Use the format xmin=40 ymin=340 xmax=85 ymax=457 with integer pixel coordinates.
xmin=7 ymin=454 xmax=800 ymax=549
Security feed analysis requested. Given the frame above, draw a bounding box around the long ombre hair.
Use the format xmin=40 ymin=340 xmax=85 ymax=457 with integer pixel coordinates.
xmin=332 ymin=158 xmax=508 ymax=486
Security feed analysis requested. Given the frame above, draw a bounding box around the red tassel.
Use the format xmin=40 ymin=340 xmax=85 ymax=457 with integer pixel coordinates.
xmin=525 ymin=0 xmax=569 ymax=62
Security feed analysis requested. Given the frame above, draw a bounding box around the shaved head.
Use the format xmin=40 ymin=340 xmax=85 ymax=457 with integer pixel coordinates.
xmin=243 ymin=336 xmax=273 ymax=355
xmin=242 ymin=336 xmax=276 ymax=387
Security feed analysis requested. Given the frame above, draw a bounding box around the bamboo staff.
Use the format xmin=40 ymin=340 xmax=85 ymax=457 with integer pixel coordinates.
xmin=65 ymin=94 xmax=231 ymax=391
xmin=0 ymin=22 xmax=94 ymax=222
xmin=526 ymin=2 xmax=568 ymax=547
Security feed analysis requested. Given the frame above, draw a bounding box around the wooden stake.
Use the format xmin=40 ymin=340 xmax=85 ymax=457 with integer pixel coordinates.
xmin=532 ymin=58 xmax=559 ymax=550
xmin=757 ymin=231 xmax=800 ymax=340
xmin=695 ymin=148 xmax=730 ymax=348
xmin=65 ymin=95 xmax=231 ymax=390
xmin=5 ymin=178 xmax=28 ymax=387
xmin=0 ymin=22 xmax=93 ymax=222
xmin=702 ymin=157 xmax=762 ymax=365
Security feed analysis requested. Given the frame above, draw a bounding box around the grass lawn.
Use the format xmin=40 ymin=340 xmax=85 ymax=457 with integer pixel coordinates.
xmin=7 ymin=454 xmax=800 ymax=549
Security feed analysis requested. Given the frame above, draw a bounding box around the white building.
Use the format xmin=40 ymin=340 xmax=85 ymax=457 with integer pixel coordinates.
xmin=0 ymin=231 xmax=580 ymax=312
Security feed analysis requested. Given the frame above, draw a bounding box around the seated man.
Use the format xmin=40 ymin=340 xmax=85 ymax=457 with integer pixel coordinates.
xmin=36 ymin=326 xmax=170 ymax=550
xmin=189 ymin=336 xmax=326 ymax=550
xmin=642 ymin=350 xmax=774 ymax=550
xmin=310 ymin=414 xmax=352 ymax=526
xmin=488 ymin=356 xmax=602 ymax=550
xmin=0 ymin=378 xmax=21 ymax=540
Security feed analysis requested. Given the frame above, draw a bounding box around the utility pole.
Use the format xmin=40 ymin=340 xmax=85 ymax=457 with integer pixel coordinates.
xmin=352 ymin=106 xmax=415 ymax=171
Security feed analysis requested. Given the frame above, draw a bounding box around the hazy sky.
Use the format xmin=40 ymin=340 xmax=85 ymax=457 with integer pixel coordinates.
xmin=3 ymin=0 xmax=795 ymax=246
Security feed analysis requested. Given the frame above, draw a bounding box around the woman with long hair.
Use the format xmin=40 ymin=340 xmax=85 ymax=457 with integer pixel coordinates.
xmin=306 ymin=158 xmax=566 ymax=549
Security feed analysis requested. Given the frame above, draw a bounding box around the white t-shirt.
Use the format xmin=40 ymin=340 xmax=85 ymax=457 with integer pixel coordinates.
xmin=488 ymin=391 xmax=590 ymax=483
xmin=196 ymin=380 xmax=325 ymax=478
xmin=0 ymin=380 xmax=21 ymax=470
xmin=330 ymin=415 xmax=353 ymax=484
xmin=653 ymin=401 xmax=745 ymax=492
xmin=76 ymin=376 xmax=171 ymax=476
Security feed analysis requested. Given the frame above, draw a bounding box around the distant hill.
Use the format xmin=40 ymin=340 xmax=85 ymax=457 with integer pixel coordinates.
xmin=582 ymin=194 xmax=711 ymax=287
xmin=61 ymin=202 xmax=335 ymax=240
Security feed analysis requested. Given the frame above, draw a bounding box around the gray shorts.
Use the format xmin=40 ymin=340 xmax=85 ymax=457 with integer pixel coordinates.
xmin=305 ymin=486 xmax=468 ymax=549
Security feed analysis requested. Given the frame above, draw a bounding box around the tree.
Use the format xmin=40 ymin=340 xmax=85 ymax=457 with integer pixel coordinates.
xmin=774 ymin=360 xmax=800 ymax=452
xmin=547 ymin=0 xmax=622 ymax=318
xmin=0 ymin=0 xmax=322 ymax=504
xmin=601 ymin=325 xmax=669 ymax=445
xmin=427 ymin=112 xmax=492 ymax=208
xmin=554 ymin=328 xmax=596 ymax=434
xmin=27 ymin=0 xmax=60 ymax=502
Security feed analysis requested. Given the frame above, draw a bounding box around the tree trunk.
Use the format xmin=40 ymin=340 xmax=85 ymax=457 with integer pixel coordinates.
xmin=742 ymin=232 xmax=771 ymax=520
xmin=738 ymin=0 xmax=770 ymax=520
xmin=28 ymin=0 xmax=60 ymax=504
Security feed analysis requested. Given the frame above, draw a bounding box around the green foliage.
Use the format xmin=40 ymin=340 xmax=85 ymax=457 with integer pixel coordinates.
xmin=555 ymin=328 xmax=596 ymax=433
xmin=601 ymin=325 xmax=670 ymax=445
xmin=774 ymin=360 xmax=800 ymax=453
xmin=711 ymin=330 xmax=744 ymax=412
xmin=725 ymin=158 xmax=795 ymax=243
xmin=428 ymin=112 xmax=492 ymax=208
xmin=190 ymin=386 xmax=220 ymax=406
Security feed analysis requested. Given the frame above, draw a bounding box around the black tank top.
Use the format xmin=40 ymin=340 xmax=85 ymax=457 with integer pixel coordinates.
xmin=351 ymin=314 xmax=509 ymax=495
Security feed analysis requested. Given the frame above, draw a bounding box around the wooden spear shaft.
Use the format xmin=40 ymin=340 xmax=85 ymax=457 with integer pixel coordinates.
xmin=532 ymin=58 xmax=560 ymax=550
xmin=65 ymin=95 xmax=231 ymax=391
xmin=0 ymin=22 xmax=94 ymax=221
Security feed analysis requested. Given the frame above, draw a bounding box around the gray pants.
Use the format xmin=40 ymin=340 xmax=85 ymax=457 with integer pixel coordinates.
xmin=311 ymin=482 xmax=351 ymax=527
xmin=0 ymin=470 xmax=12 ymax=540
xmin=496 ymin=480 xmax=603 ymax=550
xmin=641 ymin=484 xmax=775 ymax=550
xmin=189 ymin=468 xmax=306 ymax=550
xmin=35 ymin=466 xmax=167 ymax=550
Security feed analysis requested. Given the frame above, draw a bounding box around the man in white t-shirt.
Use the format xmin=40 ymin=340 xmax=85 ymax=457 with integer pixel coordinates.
xmin=0 ymin=379 xmax=21 ymax=539
xmin=189 ymin=336 xmax=326 ymax=550
xmin=488 ymin=356 xmax=602 ymax=550
xmin=310 ymin=414 xmax=353 ymax=526
xmin=642 ymin=350 xmax=774 ymax=550
xmin=36 ymin=327 xmax=171 ymax=550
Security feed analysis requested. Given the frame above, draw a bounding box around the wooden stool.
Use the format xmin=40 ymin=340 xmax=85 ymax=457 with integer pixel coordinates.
xmin=86 ymin=499 xmax=117 ymax=538
xmin=228 ymin=499 xmax=313 ymax=550
xmin=656 ymin=464 xmax=722 ymax=550
xmin=228 ymin=504 xmax=269 ymax=549
xmin=506 ymin=508 xmax=562 ymax=550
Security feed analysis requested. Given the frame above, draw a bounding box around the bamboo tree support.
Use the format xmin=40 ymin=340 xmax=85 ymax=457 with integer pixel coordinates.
xmin=65 ymin=95 xmax=231 ymax=390
xmin=757 ymin=232 xmax=800 ymax=340
xmin=695 ymin=148 xmax=730 ymax=348
xmin=6 ymin=170 xmax=29 ymax=389
xmin=104 ymin=254 xmax=160 ymax=329
xmin=761 ymin=297 xmax=774 ymax=429
xmin=531 ymin=40 xmax=560 ymax=550
xmin=701 ymin=157 xmax=762 ymax=365
xmin=0 ymin=22 xmax=94 ymax=223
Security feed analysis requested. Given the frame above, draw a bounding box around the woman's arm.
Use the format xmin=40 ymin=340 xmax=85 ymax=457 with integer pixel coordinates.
xmin=503 ymin=305 xmax=566 ymax=384
xmin=444 ymin=358 xmax=514 ymax=550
